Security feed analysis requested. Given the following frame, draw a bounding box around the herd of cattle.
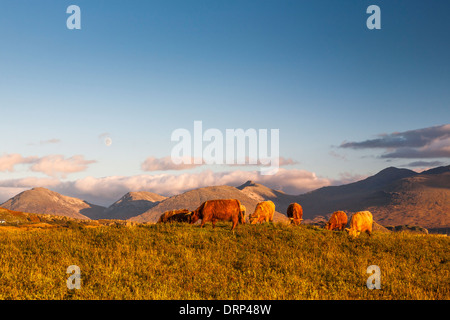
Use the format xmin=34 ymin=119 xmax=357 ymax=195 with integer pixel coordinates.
xmin=157 ymin=199 xmax=374 ymax=238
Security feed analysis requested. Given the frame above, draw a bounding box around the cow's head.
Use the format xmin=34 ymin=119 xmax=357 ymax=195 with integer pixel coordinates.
xmin=249 ymin=215 xmax=259 ymax=224
xmin=345 ymin=228 xmax=359 ymax=238
xmin=187 ymin=210 xmax=200 ymax=224
xmin=157 ymin=213 xmax=168 ymax=224
xmin=290 ymin=217 xmax=303 ymax=225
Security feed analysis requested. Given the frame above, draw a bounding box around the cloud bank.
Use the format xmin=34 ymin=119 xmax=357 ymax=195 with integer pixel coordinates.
xmin=340 ymin=124 xmax=450 ymax=159
xmin=402 ymin=160 xmax=445 ymax=168
xmin=0 ymin=168 xmax=332 ymax=206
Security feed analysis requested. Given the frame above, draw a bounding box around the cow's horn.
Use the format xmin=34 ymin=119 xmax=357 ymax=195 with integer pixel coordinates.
xmin=185 ymin=211 xmax=193 ymax=215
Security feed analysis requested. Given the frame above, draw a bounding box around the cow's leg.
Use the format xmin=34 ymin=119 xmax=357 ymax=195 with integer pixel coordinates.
xmin=212 ymin=219 xmax=216 ymax=228
xmin=200 ymin=220 xmax=206 ymax=228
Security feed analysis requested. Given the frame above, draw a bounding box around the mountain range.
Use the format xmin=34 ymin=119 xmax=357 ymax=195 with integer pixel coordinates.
xmin=1 ymin=165 xmax=449 ymax=231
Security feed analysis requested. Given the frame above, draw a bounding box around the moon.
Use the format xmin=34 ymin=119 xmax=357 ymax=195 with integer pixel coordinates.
xmin=104 ymin=137 xmax=112 ymax=147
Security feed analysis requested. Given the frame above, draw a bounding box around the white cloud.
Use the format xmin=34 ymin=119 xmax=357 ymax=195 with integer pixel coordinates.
xmin=30 ymin=155 xmax=96 ymax=178
xmin=0 ymin=154 xmax=38 ymax=172
xmin=141 ymin=156 xmax=202 ymax=171
xmin=0 ymin=153 xmax=96 ymax=178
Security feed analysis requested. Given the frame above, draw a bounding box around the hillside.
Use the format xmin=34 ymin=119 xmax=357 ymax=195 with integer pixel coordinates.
xmin=0 ymin=206 xmax=107 ymax=230
xmin=0 ymin=187 xmax=104 ymax=220
xmin=366 ymin=170 xmax=450 ymax=229
xmin=0 ymin=207 xmax=52 ymax=225
xmin=101 ymin=191 xmax=167 ymax=220
xmin=130 ymin=185 xmax=289 ymax=223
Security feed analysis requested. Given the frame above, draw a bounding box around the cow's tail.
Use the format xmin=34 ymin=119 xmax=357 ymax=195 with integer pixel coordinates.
xmin=237 ymin=200 xmax=245 ymax=224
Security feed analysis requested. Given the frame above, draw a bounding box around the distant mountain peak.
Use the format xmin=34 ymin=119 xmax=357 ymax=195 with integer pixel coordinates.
xmin=375 ymin=166 xmax=415 ymax=176
xmin=118 ymin=191 xmax=166 ymax=203
xmin=100 ymin=191 xmax=167 ymax=220
xmin=237 ymin=180 xmax=258 ymax=189
xmin=361 ymin=167 xmax=417 ymax=186
xmin=0 ymin=188 xmax=105 ymax=220
xmin=30 ymin=187 xmax=51 ymax=192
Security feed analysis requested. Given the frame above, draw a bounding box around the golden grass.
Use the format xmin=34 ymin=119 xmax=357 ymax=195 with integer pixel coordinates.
xmin=0 ymin=222 xmax=448 ymax=300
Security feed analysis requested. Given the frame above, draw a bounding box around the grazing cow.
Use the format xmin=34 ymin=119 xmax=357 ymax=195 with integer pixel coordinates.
xmin=325 ymin=211 xmax=348 ymax=231
xmin=188 ymin=199 xmax=245 ymax=230
xmin=287 ymin=203 xmax=303 ymax=225
xmin=345 ymin=211 xmax=373 ymax=238
xmin=249 ymin=200 xmax=275 ymax=224
xmin=157 ymin=209 xmax=192 ymax=223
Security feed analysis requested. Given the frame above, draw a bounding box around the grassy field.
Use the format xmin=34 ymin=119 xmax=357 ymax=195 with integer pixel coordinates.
xmin=0 ymin=221 xmax=448 ymax=300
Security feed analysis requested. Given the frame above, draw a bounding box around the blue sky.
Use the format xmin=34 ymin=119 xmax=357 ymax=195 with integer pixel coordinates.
xmin=0 ymin=1 xmax=449 ymax=204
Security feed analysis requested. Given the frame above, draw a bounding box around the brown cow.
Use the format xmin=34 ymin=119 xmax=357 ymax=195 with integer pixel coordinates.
xmin=325 ymin=211 xmax=348 ymax=231
xmin=287 ymin=203 xmax=303 ymax=225
xmin=188 ymin=199 xmax=245 ymax=230
xmin=249 ymin=200 xmax=275 ymax=224
xmin=157 ymin=209 xmax=191 ymax=223
xmin=345 ymin=211 xmax=373 ymax=238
